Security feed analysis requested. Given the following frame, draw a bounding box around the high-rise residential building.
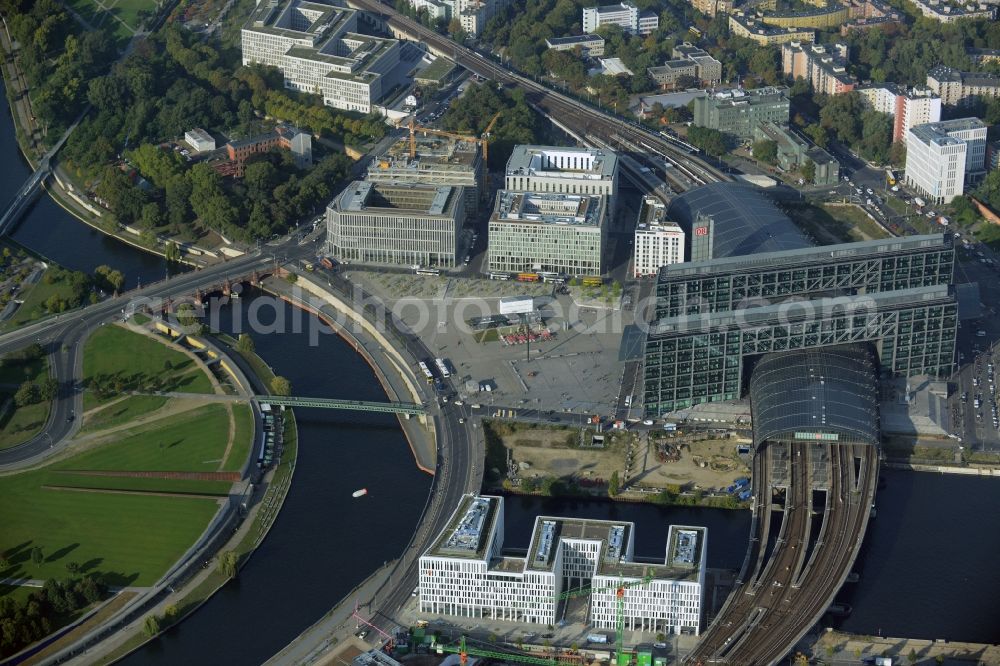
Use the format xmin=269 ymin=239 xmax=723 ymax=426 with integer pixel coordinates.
xmin=857 ymin=85 xmax=942 ymax=142
xmin=692 ymin=87 xmax=790 ymax=139
xmin=418 ymin=494 xmax=707 ymax=635
xmin=905 ymin=118 xmax=987 ymax=205
xmin=504 ymin=145 xmax=619 ymax=207
xmin=648 ymin=43 xmax=722 ymax=89
xmin=405 ymin=0 xmax=454 ymax=21
xmin=781 ymin=42 xmax=856 ymax=95
xmin=582 ymin=3 xmax=658 ymax=35
xmin=633 ymin=197 xmax=685 ymax=278
xmin=487 ymin=190 xmax=607 ymax=276
xmin=910 ymin=0 xmax=995 ymax=22
xmin=367 ymin=133 xmax=483 ymax=214
xmin=241 ymin=0 xmax=401 ymax=113
xmin=326 ymin=181 xmax=465 ymax=267
xmin=728 ymin=13 xmax=815 ymax=45
xmin=926 ymin=65 xmax=1000 ymax=107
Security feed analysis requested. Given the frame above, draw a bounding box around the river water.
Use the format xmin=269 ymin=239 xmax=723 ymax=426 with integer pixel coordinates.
xmin=2 ymin=70 xmax=999 ymax=659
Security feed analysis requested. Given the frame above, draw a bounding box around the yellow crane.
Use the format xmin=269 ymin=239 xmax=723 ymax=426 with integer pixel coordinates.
xmin=407 ymin=111 xmax=501 ymax=197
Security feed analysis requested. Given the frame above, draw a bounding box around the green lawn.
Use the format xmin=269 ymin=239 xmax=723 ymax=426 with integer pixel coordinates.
xmin=108 ymin=0 xmax=155 ymax=29
xmin=83 ymin=325 xmax=214 ymax=408
xmin=80 ymin=395 xmax=170 ymax=434
xmin=0 ymin=465 xmax=219 ymax=586
xmin=222 ymin=405 xmax=254 ymax=472
xmin=0 ymin=354 xmax=51 ymax=450
xmin=57 ymin=404 xmax=231 ymax=473
xmin=1 ymin=269 xmax=84 ymax=332
xmin=48 ymin=472 xmax=231 ymax=496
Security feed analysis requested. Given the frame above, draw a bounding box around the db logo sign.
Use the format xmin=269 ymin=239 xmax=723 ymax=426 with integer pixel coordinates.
xmin=695 ymin=227 xmax=709 ymax=236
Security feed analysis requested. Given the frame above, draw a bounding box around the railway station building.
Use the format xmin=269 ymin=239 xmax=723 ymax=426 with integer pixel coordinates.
xmin=642 ymin=183 xmax=957 ymax=416
xmin=418 ymin=494 xmax=707 ymax=635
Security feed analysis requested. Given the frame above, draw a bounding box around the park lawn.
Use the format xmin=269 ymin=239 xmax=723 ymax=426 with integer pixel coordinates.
xmin=222 ymin=405 xmax=254 ymax=472
xmin=48 ymin=472 xmax=232 ymax=496
xmin=83 ymin=325 xmax=214 ymax=408
xmin=107 ymin=0 xmax=156 ymax=30
xmin=0 ymin=465 xmax=219 ymax=586
xmin=0 ymin=396 xmax=51 ymax=450
xmin=56 ymin=404 xmax=231 ymax=473
xmin=80 ymin=395 xmax=171 ymax=434
xmin=1 ymin=269 xmax=83 ymax=332
xmin=0 ymin=585 xmax=37 ymax=606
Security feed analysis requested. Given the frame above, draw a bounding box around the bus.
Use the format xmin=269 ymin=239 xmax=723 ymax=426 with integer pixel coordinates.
xmin=417 ymin=361 xmax=434 ymax=383
xmin=435 ymin=358 xmax=451 ymax=379
xmin=416 ymin=268 xmax=441 ymax=276
xmin=581 ymin=276 xmax=603 ymax=287
xmin=489 ymin=272 xmax=511 ymax=281
xmin=517 ymin=272 xmax=540 ymax=282
xmin=885 ymin=169 xmax=896 ymax=186
xmin=542 ymin=275 xmax=566 ymax=284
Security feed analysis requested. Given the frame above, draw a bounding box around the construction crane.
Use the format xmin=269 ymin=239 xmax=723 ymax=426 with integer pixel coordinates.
xmin=432 ymin=635 xmax=581 ymax=666
xmin=553 ymin=574 xmax=653 ymax=665
xmin=407 ymin=111 xmax=501 ymax=198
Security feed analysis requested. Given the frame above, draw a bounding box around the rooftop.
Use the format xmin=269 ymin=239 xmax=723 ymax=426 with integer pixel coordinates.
xmin=427 ymin=495 xmax=501 ymax=559
xmin=377 ymin=133 xmax=481 ymax=170
xmin=909 ymin=117 xmax=987 ymax=145
xmin=335 ymin=181 xmax=461 ymax=217
xmin=506 ymin=145 xmax=618 ymax=181
xmin=492 ymin=191 xmax=606 ymax=228
xmin=526 ymin=516 xmax=634 ymax=572
xmin=703 ymin=86 xmax=789 ymax=107
xmin=928 ymin=65 xmax=1000 ymax=87
xmin=636 ymin=196 xmax=682 ymax=232
xmin=546 ymin=34 xmax=604 ymax=47
xmin=589 ymin=2 xmax=637 ymax=14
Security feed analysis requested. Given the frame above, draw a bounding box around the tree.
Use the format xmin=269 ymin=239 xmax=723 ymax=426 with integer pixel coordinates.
xmin=15 ymin=381 xmax=41 ymax=407
xmin=752 ymin=140 xmax=778 ymax=165
xmin=608 ymin=470 xmax=620 ymax=497
xmin=30 ymin=547 xmax=43 ymax=565
xmin=218 ymin=551 xmax=239 ymax=579
xmin=39 ymin=377 xmax=59 ymax=402
xmin=94 ymin=265 xmax=125 ymax=294
xmin=164 ymin=241 xmax=181 ymax=263
xmin=237 ymin=334 xmax=255 ymax=355
xmin=889 ymin=141 xmax=907 ymax=167
xmin=802 ymin=159 xmax=816 ymax=184
xmin=687 ymin=126 xmax=728 ymax=157
xmin=908 ymin=648 xmax=917 ymax=664
xmin=143 ymin=614 xmax=161 ymax=637
xmin=65 ymin=562 xmax=79 ymax=574
xmin=270 ymin=376 xmax=292 ymax=396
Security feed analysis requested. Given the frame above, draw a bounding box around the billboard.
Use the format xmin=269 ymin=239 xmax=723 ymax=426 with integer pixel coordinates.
xmin=498 ymin=296 xmax=534 ymax=315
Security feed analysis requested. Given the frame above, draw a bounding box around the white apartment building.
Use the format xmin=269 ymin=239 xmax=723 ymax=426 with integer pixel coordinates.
xmin=418 ymin=495 xmax=707 ymax=636
xmin=910 ymin=0 xmax=995 ymax=21
xmin=241 ymin=0 xmax=401 ymax=113
xmin=407 ymin=0 xmax=454 ymax=21
xmin=634 ymin=197 xmax=685 ymax=278
xmin=905 ymin=118 xmax=987 ymax=205
xmin=487 ymin=191 xmax=607 ymax=276
xmin=857 ymin=85 xmax=941 ymax=143
xmin=505 ymin=145 xmax=619 ymax=209
xmin=454 ymin=0 xmax=510 ymax=36
xmin=582 ymin=3 xmax=658 ymax=35
xmin=326 ymin=181 xmax=465 ymax=267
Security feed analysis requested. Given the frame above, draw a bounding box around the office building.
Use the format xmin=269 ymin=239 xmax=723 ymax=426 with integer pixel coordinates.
xmin=910 ymin=0 xmax=995 ymax=21
xmin=926 ymin=66 xmax=1000 ymax=107
xmin=487 ymin=190 xmax=607 ymax=276
xmin=857 ymin=85 xmax=942 ymax=142
xmin=728 ymin=13 xmax=815 ymax=45
xmin=648 ymin=43 xmax=722 ymax=89
xmin=326 ymin=181 xmax=465 ymax=267
xmin=184 ymin=128 xmax=215 ymax=152
xmin=634 ymin=197 xmax=685 ymax=278
xmin=505 ymin=145 xmax=619 ymax=208
xmin=752 ymin=121 xmax=840 ymax=185
xmin=418 ymin=494 xmax=707 ymax=635
xmin=642 ymin=183 xmax=956 ymax=415
xmin=367 ymin=132 xmax=483 ymax=213
xmin=241 ymin=0 xmax=401 ymax=113
xmin=545 ymin=34 xmax=605 ymax=57
xmin=214 ymin=124 xmax=312 ymax=177
xmin=582 ymin=3 xmax=658 ymax=35
xmin=781 ymin=42 xmax=856 ymax=95
xmin=905 ymin=118 xmax=987 ymax=205
xmin=692 ymin=87 xmax=790 ymax=139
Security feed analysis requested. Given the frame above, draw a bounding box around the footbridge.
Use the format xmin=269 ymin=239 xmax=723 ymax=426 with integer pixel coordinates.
xmin=258 ymin=396 xmax=425 ymax=415
xmin=687 ymin=345 xmax=880 ymax=665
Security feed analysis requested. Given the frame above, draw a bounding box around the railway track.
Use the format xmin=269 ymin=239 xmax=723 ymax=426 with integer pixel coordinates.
xmin=347 ymin=0 xmax=729 ymax=191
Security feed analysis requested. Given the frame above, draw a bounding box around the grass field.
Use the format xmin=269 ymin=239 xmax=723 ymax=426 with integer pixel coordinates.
xmin=48 ymin=473 xmax=232 ymax=495
xmin=222 ymin=405 xmax=254 ymax=472
xmin=0 ymin=464 xmax=219 ymax=586
xmin=58 ymin=404 xmax=231 ymax=473
xmin=83 ymin=325 xmax=214 ymax=408
xmin=1 ymin=269 xmax=85 ymax=332
xmin=80 ymin=395 xmax=170 ymax=434
xmin=0 ymin=354 xmax=50 ymax=450
xmin=65 ymin=0 xmax=156 ymax=42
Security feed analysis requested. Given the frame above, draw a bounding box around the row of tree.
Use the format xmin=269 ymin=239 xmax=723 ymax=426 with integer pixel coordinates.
xmin=0 ymin=575 xmax=107 ymax=657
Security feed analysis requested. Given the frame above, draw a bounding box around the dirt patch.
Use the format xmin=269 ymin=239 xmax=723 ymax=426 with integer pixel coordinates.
xmin=630 ymin=436 xmax=751 ymax=492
